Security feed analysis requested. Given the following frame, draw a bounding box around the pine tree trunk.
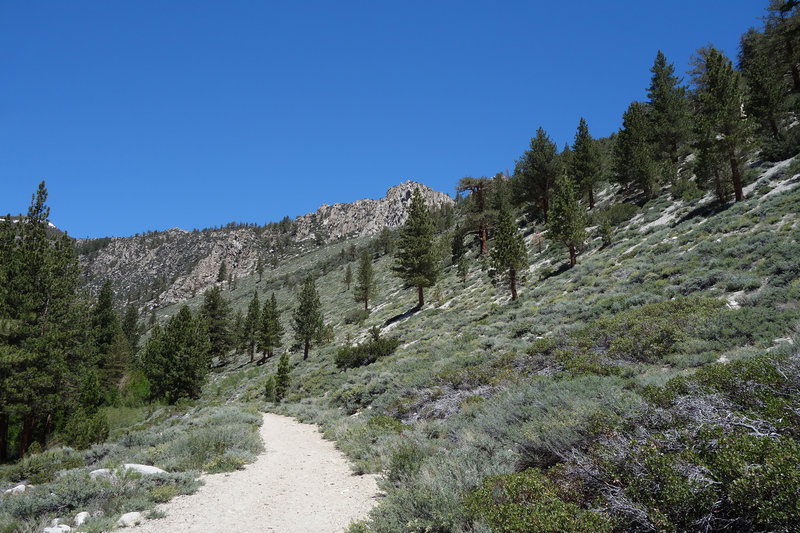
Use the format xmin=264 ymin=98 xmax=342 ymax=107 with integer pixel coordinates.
xmin=303 ymin=340 xmax=309 ymax=360
xmin=417 ymin=285 xmax=424 ymax=308
xmin=543 ymin=195 xmax=549 ymax=224
xmin=729 ymin=153 xmax=744 ymax=202
xmin=364 ymin=298 xmax=368 ymax=311
xmin=588 ymin=187 xmax=594 ymax=209
xmin=249 ymin=342 xmax=255 ymax=363
xmin=569 ymin=245 xmax=577 ymax=267
xmin=769 ymin=115 xmax=780 ymax=139
xmin=0 ymin=413 xmax=8 ymax=463
xmin=479 ymin=223 xmax=487 ymax=256
xmin=20 ymin=414 xmax=34 ymax=456
xmin=510 ymin=268 xmax=518 ymax=301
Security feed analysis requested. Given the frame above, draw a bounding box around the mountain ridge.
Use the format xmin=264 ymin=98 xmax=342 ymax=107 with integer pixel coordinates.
xmin=78 ymin=181 xmax=453 ymax=308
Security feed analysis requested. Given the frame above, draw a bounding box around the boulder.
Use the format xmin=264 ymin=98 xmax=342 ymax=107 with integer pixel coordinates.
xmin=74 ymin=511 xmax=90 ymax=526
xmin=117 ymin=512 xmax=143 ymax=527
xmin=43 ymin=526 xmax=71 ymax=533
xmin=3 ymin=484 xmax=29 ymax=495
xmin=89 ymin=468 xmax=112 ymax=480
xmin=122 ymin=463 xmax=166 ymax=475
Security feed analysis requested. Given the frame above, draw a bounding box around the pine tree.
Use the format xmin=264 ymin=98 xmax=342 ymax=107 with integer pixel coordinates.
xmin=513 ymin=127 xmax=561 ymax=222
xmin=0 ymin=182 xmax=86 ymax=457
xmin=200 ymin=285 xmax=233 ymax=364
xmin=570 ymin=117 xmax=602 ymax=209
xmin=293 ymin=276 xmax=324 ymax=360
xmin=243 ymin=291 xmax=260 ymax=363
xmin=615 ymin=101 xmax=658 ymax=198
xmin=344 ymin=263 xmax=353 ymax=291
xmin=217 ymin=262 xmax=227 ymax=283
xmin=121 ymin=302 xmax=141 ymax=354
xmin=693 ymin=46 xmax=752 ymax=202
xmin=647 ymin=50 xmax=690 ymax=163
xmin=392 ymin=188 xmax=441 ymax=307
xmin=140 ymin=305 xmax=211 ymax=403
xmin=256 ymin=256 xmax=264 ymax=283
xmin=456 ymin=177 xmax=490 ymax=255
xmin=488 ymin=209 xmax=528 ymax=300
xmin=274 ymin=352 xmax=291 ymax=401
xmin=354 ymin=251 xmax=376 ymax=311
xmin=547 ymin=173 xmax=587 ymax=267
xmin=457 ymin=255 xmax=470 ymax=284
xmin=259 ymin=292 xmax=283 ymax=361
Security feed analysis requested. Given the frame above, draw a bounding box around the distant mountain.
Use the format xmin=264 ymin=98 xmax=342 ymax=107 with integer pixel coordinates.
xmin=77 ymin=181 xmax=452 ymax=308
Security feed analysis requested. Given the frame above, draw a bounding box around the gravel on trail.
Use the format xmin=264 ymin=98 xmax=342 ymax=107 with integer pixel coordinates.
xmin=128 ymin=412 xmax=380 ymax=533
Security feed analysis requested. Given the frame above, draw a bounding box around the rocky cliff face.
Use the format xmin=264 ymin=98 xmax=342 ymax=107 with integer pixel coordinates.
xmin=79 ymin=181 xmax=452 ymax=307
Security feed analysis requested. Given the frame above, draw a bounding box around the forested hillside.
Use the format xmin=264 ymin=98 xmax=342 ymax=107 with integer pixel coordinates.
xmin=2 ymin=1 xmax=800 ymax=531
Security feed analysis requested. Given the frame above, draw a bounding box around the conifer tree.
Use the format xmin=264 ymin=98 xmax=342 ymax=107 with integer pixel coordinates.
xmin=200 ymin=285 xmax=233 ymax=364
xmin=275 ymin=352 xmax=291 ymax=401
xmin=547 ymin=173 xmax=587 ymax=267
xmin=457 ymin=255 xmax=469 ymax=284
xmin=293 ymin=276 xmax=324 ymax=360
xmin=259 ymin=292 xmax=283 ymax=361
xmin=488 ymin=209 xmax=528 ymax=300
xmin=513 ymin=127 xmax=561 ymax=222
xmin=243 ymin=291 xmax=260 ymax=363
xmin=256 ymin=256 xmax=264 ymax=283
xmin=647 ymin=50 xmax=690 ymax=163
xmin=693 ymin=46 xmax=752 ymax=202
xmin=121 ymin=302 xmax=141 ymax=354
xmin=456 ymin=177 xmax=490 ymax=255
xmin=615 ymin=101 xmax=658 ymax=198
xmin=140 ymin=305 xmax=211 ymax=403
xmin=570 ymin=117 xmax=602 ymax=209
xmin=344 ymin=263 xmax=353 ymax=291
xmin=217 ymin=262 xmax=227 ymax=283
xmin=392 ymin=188 xmax=441 ymax=307
xmin=354 ymin=251 xmax=376 ymax=311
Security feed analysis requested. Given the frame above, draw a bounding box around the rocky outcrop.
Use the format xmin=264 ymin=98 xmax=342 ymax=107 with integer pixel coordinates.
xmin=78 ymin=181 xmax=452 ymax=308
xmin=293 ymin=181 xmax=452 ymax=242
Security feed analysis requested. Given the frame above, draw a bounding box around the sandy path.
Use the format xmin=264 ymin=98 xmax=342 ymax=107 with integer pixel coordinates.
xmin=129 ymin=413 xmax=380 ymax=533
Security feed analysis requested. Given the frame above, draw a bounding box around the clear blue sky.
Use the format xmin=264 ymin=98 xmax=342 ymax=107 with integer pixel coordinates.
xmin=1 ymin=1 xmax=767 ymax=238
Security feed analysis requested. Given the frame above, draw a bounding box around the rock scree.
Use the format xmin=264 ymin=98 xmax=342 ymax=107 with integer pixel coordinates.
xmin=128 ymin=413 xmax=380 ymax=533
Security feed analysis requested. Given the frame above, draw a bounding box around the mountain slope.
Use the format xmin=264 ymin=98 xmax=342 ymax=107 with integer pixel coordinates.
xmin=77 ymin=181 xmax=452 ymax=307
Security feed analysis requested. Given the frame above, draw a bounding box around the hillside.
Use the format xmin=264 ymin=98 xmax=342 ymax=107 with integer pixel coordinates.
xmin=154 ymin=155 xmax=799 ymax=531
xmin=77 ymin=181 xmax=453 ymax=307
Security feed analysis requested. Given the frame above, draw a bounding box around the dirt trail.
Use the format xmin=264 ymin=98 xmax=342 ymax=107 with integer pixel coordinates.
xmin=130 ymin=413 xmax=380 ymax=533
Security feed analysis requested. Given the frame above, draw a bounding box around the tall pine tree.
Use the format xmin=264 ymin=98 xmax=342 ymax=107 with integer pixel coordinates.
xmin=647 ymin=50 xmax=690 ymax=163
xmin=259 ymin=292 xmax=283 ymax=361
xmin=488 ymin=209 xmax=528 ymax=300
xmin=547 ymin=173 xmax=587 ymax=267
xmin=693 ymin=47 xmax=752 ymax=202
xmin=200 ymin=285 xmax=233 ymax=364
xmin=243 ymin=291 xmax=260 ymax=363
xmin=570 ymin=117 xmax=602 ymax=209
xmin=615 ymin=101 xmax=658 ymax=198
xmin=392 ymin=188 xmax=441 ymax=307
xmin=293 ymin=277 xmax=324 ymax=360
xmin=513 ymin=127 xmax=561 ymax=222
xmin=354 ymin=251 xmax=376 ymax=311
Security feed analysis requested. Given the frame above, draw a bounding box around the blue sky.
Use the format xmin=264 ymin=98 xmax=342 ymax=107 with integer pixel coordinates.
xmin=2 ymin=1 xmax=767 ymax=238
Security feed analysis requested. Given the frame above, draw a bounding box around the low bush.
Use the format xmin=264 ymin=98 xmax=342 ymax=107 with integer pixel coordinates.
xmin=466 ymin=469 xmax=614 ymax=532
xmin=335 ymin=328 xmax=401 ymax=369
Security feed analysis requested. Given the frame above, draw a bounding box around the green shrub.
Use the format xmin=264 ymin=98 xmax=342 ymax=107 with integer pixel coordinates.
xmin=344 ymin=308 xmax=371 ymax=325
xmin=0 ymin=447 xmax=83 ymax=484
xmin=335 ymin=328 xmax=401 ymax=369
xmin=466 ymin=469 xmax=614 ymax=532
xmin=59 ymin=410 xmax=110 ymax=450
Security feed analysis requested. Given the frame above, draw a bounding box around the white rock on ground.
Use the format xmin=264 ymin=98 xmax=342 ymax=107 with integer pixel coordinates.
xmin=118 ymin=512 xmax=144 ymax=527
xmin=3 ymin=484 xmax=29 ymax=495
xmin=43 ymin=526 xmax=71 ymax=533
xmin=74 ymin=511 xmax=90 ymax=526
xmin=123 ymin=464 xmax=167 ymax=475
xmin=127 ymin=413 xmax=380 ymax=533
xmin=89 ymin=468 xmax=112 ymax=479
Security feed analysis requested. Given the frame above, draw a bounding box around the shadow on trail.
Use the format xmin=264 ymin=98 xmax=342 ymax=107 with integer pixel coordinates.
xmin=384 ymin=305 xmax=422 ymax=327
